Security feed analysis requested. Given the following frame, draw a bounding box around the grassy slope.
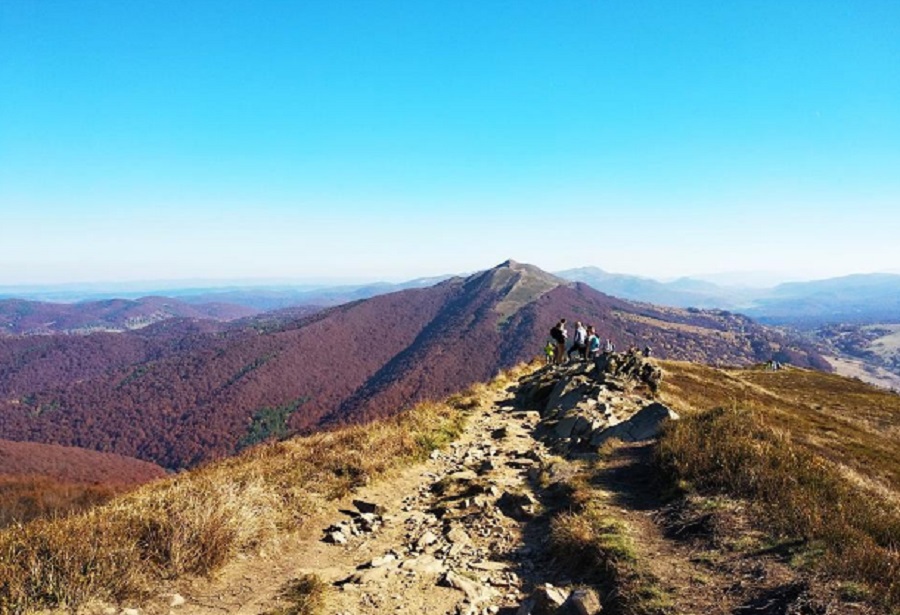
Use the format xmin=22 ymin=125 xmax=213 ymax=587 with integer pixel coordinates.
xmin=0 ymin=365 xmax=532 ymax=614
xmin=655 ymin=361 xmax=900 ymax=608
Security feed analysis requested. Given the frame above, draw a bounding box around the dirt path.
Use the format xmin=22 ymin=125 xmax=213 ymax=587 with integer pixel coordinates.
xmin=125 ymin=366 xmax=828 ymax=615
xmin=591 ymin=442 xmax=833 ymax=615
xmin=138 ymin=384 xmax=563 ymax=615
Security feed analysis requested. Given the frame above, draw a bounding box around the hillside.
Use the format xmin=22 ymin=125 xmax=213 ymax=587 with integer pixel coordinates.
xmin=0 ymin=438 xmax=166 ymax=485
xmin=0 ymin=438 xmax=166 ymax=528
xmin=0 ymin=296 xmax=258 ymax=335
xmin=0 ymin=260 xmax=828 ymax=470
xmin=1 ymin=357 xmax=896 ymax=614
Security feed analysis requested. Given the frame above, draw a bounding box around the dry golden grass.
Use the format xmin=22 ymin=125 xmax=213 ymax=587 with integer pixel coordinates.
xmin=0 ymin=364 xmax=535 ymax=614
xmin=655 ymin=361 xmax=900 ymax=609
xmin=266 ymin=574 xmax=330 ymax=615
xmin=0 ymin=475 xmax=123 ymax=529
xmin=549 ymin=470 xmax=672 ymax=615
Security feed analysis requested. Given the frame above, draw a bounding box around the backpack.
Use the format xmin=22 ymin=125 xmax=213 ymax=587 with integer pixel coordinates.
xmin=550 ymin=325 xmax=564 ymax=343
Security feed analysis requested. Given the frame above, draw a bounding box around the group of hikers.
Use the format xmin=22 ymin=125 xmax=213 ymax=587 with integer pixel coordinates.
xmin=545 ymin=318 xmax=653 ymax=366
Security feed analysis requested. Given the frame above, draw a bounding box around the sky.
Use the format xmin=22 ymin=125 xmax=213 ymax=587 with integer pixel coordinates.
xmin=1 ymin=1 xmax=899 ymax=286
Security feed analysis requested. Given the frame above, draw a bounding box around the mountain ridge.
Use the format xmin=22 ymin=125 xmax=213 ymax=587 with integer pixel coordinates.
xmin=0 ymin=260 xmax=828 ymax=469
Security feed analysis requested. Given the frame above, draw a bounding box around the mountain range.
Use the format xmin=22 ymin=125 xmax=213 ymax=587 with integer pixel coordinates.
xmin=555 ymin=266 xmax=900 ymax=327
xmin=0 ymin=296 xmax=257 ymax=335
xmin=0 ymin=260 xmax=827 ymax=472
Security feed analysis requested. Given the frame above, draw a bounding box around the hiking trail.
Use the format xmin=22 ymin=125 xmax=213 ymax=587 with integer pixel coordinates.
xmin=118 ymin=359 xmax=820 ymax=615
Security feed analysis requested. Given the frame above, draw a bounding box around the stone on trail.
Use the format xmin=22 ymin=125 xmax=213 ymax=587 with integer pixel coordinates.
xmin=445 ymin=525 xmax=472 ymax=545
xmin=416 ymin=530 xmax=439 ymax=549
xmin=368 ymin=553 xmax=397 ymax=568
xmin=348 ymin=565 xmax=392 ymax=585
xmin=400 ymin=554 xmax=446 ymax=575
xmin=497 ymin=491 xmax=535 ymax=521
xmin=441 ymin=570 xmax=497 ymax=603
xmin=559 ymin=588 xmax=603 ymax=615
xmin=470 ymin=561 xmax=509 ymax=571
xmin=516 ymin=584 xmax=569 ymax=615
xmin=591 ymin=402 xmax=679 ymax=446
xmin=352 ymin=499 xmax=383 ymax=515
xmin=324 ymin=530 xmax=347 ymax=545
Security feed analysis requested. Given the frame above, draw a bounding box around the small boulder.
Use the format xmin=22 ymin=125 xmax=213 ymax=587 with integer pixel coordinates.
xmin=560 ymin=588 xmax=602 ymax=615
xmin=324 ymin=530 xmax=348 ymax=545
xmin=352 ymin=499 xmax=383 ymax=515
xmin=517 ymin=584 xmax=568 ymax=615
xmin=441 ymin=571 xmax=495 ymax=603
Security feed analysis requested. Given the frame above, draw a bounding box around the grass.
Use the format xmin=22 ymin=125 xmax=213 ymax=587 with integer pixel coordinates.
xmin=266 ymin=574 xmax=329 ymax=615
xmin=0 ymin=363 xmax=535 ymax=614
xmin=654 ymin=361 xmax=900 ymax=609
xmin=0 ymin=475 xmax=122 ymax=529
xmin=549 ymin=470 xmax=672 ymax=615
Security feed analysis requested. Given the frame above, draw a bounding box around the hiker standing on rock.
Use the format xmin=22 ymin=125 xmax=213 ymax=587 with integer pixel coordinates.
xmin=550 ymin=319 xmax=567 ymax=365
xmin=587 ymin=326 xmax=601 ymax=359
xmin=568 ymin=321 xmax=588 ymax=361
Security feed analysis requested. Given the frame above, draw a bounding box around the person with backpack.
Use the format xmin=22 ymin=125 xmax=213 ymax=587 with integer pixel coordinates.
xmin=550 ymin=319 xmax=567 ymax=365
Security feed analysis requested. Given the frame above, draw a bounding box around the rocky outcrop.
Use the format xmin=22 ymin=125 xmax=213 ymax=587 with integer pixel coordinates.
xmin=518 ymin=351 xmax=677 ymax=453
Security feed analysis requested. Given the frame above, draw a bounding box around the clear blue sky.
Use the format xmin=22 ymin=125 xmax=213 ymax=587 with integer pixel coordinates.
xmin=2 ymin=1 xmax=898 ymax=285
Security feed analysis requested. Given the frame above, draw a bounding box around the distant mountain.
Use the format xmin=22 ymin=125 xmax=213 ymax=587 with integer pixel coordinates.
xmin=744 ymin=274 xmax=900 ymax=327
xmin=0 ymin=260 xmax=826 ymax=470
xmin=557 ymin=267 xmax=900 ymax=328
xmin=0 ymin=296 xmax=258 ymax=335
xmin=555 ymin=267 xmax=758 ymax=309
xmin=174 ymin=275 xmax=454 ymax=311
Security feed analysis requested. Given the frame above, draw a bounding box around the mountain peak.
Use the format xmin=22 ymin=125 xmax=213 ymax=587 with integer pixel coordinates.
xmin=476 ymin=260 xmax=565 ymax=322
